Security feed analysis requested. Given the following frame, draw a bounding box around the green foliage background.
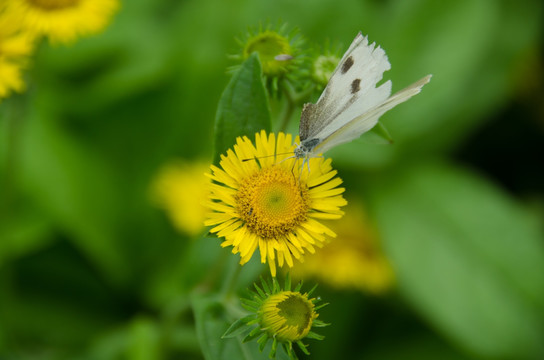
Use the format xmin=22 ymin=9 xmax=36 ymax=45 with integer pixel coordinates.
xmin=1 ymin=0 xmax=543 ymax=359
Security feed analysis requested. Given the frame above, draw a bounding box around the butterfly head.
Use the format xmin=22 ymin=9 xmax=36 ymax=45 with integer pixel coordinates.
xmin=293 ymin=144 xmax=308 ymax=159
xmin=294 ymin=138 xmax=320 ymax=159
xmin=292 ymin=138 xmax=323 ymax=178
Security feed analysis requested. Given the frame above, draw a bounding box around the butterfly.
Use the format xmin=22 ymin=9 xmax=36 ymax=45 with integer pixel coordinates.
xmin=294 ymin=32 xmax=431 ymax=164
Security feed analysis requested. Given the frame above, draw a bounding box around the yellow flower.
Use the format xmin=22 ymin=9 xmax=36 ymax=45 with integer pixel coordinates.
xmin=4 ymin=0 xmax=120 ymax=44
xmin=223 ymin=276 xmax=327 ymax=359
xmin=0 ymin=15 xmax=34 ymax=101
xmin=205 ymin=131 xmax=347 ymax=277
xmin=291 ymin=200 xmax=394 ymax=294
xmin=151 ymin=160 xmax=209 ymax=237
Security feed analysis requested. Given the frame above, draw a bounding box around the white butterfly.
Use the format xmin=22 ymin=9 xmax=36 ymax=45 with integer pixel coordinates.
xmin=294 ymin=32 xmax=431 ymax=162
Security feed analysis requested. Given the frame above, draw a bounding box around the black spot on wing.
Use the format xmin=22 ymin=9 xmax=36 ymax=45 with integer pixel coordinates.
xmin=341 ymin=56 xmax=354 ymax=74
xmin=351 ymin=78 xmax=361 ymax=94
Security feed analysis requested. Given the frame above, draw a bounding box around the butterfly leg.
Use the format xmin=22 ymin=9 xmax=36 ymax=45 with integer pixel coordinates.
xmin=289 ymin=157 xmax=298 ymax=179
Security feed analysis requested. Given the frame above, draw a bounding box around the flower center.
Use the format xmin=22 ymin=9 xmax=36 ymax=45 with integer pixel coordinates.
xmin=261 ymin=291 xmax=315 ymax=341
xmin=27 ymin=0 xmax=80 ymax=10
xmin=236 ymin=166 xmax=309 ymax=239
xmin=276 ymin=294 xmax=313 ymax=335
xmin=243 ymin=31 xmax=292 ymax=76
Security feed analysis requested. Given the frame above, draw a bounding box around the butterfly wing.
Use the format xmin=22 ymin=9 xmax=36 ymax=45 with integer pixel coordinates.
xmin=313 ymin=75 xmax=432 ymax=154
xmin=299 ymin=33 xmax=392 ymax=141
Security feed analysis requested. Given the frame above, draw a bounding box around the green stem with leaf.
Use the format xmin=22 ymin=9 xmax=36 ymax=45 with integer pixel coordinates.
xmin=278 ymin=80 xmax=315 ymax=133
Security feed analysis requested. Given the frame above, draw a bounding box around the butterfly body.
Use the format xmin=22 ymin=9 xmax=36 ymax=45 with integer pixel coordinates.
xmin=294 ymin=137 xmax=320 ymax=158
xmin=294 ymin=32 xmax=431 ymax=161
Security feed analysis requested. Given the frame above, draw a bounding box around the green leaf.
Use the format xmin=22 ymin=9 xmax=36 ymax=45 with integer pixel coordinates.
xmin=222 ymin=316 xmax=255 ymax=339
xmin=213 ymin=53 xmax=271 ymax=163
xmin=306 ymin=331 xmax=325 ymax=341
xmin=257 ymin=333 xmax=268 ymax=352
xmin=306 ymin=283 xmax=319 ymax=297
xmin=311 ymin=319 xmax=329 ymax=328
xmin=191 ymin=293 xmax=268 ymax=360
xmin=243 ymin=327 xmax=262 ymax=344
xmin=269 ymin=338 xmax=278 ymax=359
xmin=371 ymin=162 xmax=544 ymax=358
xmin=296 ymin=341 xmax=310 ymax=355
xmin=240 ymin=298 xmax=260 ymax=311
xmin=284 ymin=273 xmax=291 ymax=292
xmin=260 ymin=276 xmax=271 ymax=294
xmin=254 ymin=282 xmax=266 ymax=298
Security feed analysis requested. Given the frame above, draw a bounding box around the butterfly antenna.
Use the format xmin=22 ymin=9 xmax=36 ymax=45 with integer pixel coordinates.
xmin=241 ymin=151 xmax=293 ymax=163
xmin=241 ymin=154 xmax=274 ymax=162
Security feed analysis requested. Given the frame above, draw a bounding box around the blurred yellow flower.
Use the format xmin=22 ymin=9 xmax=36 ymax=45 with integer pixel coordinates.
xmin=291 ymin=200 xmax=394 ymax=294
xmin=152 ymin=160 xmax=209 ymax=237
xmin=0 ymin=15 xmax=34 ymax=101
xmin=4 ymin=0 xmax=119 ymax=44
xmin=205 ymin=131 xmax=346 ymax=277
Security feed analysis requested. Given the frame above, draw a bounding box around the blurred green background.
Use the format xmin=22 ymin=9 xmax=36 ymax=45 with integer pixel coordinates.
xmin=1 ymin=0 xmax=543 ymax=359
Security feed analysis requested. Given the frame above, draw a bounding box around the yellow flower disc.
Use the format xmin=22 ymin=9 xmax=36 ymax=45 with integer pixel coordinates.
xmin=236 ymin=167 xmax=309 ymax=239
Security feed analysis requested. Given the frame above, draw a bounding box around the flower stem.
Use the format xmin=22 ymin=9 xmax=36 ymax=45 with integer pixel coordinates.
xmin=279 ymin=98 xmax=295 ymax=133
xmin=278 ymin=81 xmax=315 ymax=133
xmin=220 ymin=257 xmax=243 ymax=300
